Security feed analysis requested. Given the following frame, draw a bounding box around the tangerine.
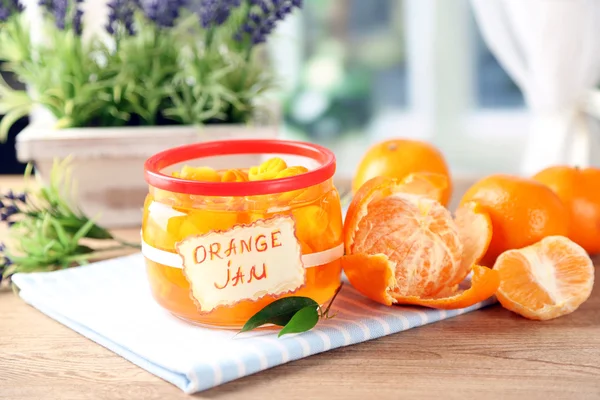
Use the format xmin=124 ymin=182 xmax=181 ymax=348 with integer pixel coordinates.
xmin=532 ymin=166 xmax=600 ymax=254
xmin=343 ymin=174 xmax=498 ymax=309
xmin=352 ymin=139 xmax=452 ymax=206
xmin=494 ymin=236 xmax=594 ymax=320
xmin=459 ymin=174 xmax=569 ymax=267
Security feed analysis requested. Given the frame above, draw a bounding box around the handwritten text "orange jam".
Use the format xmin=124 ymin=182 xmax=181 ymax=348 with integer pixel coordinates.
xmin=177 ymin=216 xmax=306 ymax=313
xmin=191 ymin=230 xmax=283 ymax=289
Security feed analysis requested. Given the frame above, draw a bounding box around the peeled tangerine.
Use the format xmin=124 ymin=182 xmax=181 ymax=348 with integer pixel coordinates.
xmin=343 ymin=174 xmax=500 ymax=309
xmin=493 ymin=236 xmax=594 ymax=320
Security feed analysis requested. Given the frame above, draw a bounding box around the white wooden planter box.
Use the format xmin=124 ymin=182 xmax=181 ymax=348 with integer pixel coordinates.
xmin=16 ymin=124 xmax=279 ymax=228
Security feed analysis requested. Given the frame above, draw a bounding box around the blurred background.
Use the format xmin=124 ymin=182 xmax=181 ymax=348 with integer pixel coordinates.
xmin=0 ymin=0 xmax=526 ymax=179
xmin=269 ymin=0 xmax=526 ymax=179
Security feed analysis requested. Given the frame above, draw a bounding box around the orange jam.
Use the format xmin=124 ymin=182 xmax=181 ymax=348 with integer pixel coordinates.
xmin=142 ymin=139 xmax=343 ymax=328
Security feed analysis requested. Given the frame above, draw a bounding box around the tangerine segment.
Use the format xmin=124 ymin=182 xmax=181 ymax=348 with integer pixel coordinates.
xmin=493 ymin=236 xmax=594 ymax=321
xmin=351 ymin=193 xmax=463 ymax=298
xmin=293 ymin=205 xmax=328 ymax=244
xmin=391 ymin=265 xmax=500 ymax=309
xmin=143 ymin=216 xmax=181 ymax=251
xmin=453 ymin=201 xmax=493 ymax=285
xmin=344 ymin=173 xmax=447 ymax=252
xmin=342 ymin=253 xmax=396 ymax=306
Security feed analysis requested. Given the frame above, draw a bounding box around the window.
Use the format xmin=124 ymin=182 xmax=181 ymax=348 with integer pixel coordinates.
xmin=471 ymin=8 xmax=524 ymax=109
xmin=270 ymin=0 xmax=408 ymax=176
xmin=271 ymin=0 xmax=530 ymax=179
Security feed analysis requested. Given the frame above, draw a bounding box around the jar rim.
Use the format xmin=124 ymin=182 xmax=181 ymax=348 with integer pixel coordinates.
xmin=144 ymin=139 xmax=336 ymax=196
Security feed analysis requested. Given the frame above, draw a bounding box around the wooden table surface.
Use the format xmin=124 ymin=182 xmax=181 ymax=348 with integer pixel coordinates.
xmin=1 ymin=176 xmax=599 ymax=400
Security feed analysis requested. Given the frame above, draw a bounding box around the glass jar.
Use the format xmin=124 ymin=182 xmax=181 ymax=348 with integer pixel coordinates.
xmin=142 ymin=139 xmax=343 ymax=328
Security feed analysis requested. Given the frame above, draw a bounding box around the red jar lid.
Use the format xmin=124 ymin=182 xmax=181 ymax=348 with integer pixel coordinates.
xmin=144 ymin=139 xmax=336 ymax=196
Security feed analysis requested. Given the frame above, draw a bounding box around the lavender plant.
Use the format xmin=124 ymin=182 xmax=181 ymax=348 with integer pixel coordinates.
xmin=0 ymin=1 xmax=24 ymax=22
xmin=0 ymin=0 xmax=303 ymax=140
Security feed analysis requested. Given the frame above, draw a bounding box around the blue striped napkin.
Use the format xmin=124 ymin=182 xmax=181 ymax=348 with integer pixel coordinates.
xmin=11 ymin=253 xmax=494 ymax=394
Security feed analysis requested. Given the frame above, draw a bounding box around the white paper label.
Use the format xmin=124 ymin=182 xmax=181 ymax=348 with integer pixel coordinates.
xmin=176 ymin=215 xmax=305 ymax=313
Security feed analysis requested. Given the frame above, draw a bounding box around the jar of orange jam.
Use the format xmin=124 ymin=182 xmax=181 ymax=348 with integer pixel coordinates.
xmin=142 ymin=139 xmax=343 ymax=328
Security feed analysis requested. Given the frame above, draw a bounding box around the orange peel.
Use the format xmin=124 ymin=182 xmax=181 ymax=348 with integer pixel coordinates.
xmin=342 ymin=255 xmax=499 ymax=309
xmin=453 ymin=201 xmax=493 ymax=285
xmin=342 ymin=253 xmax=396 ymax=306
xmin=343 ymin=172 xmax=499 ymax=310
xmin=391 ymin=265 xmax=500 ymax=309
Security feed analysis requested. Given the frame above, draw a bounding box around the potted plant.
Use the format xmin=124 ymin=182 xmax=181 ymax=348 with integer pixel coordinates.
xmin=0 ymin=0 xmax=302 ymax=227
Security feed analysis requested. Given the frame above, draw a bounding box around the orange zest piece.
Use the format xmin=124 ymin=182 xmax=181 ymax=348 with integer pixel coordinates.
xmin=494 ymin=236 xmax=594 ymax=320
xmin=221 ymin=169 xmax=249 ymax=182
xmin=248 ymin=157 xmax=287 ymax=181
xmin=391 ymin=265 xmax=500 ymax=309
xmin=342 ymin=253 xmax=396 ymax=306
xmin=453 ymin=201 xmax=493 ymax=284
xmin=180 ymin=166 xmax=221 ymax=182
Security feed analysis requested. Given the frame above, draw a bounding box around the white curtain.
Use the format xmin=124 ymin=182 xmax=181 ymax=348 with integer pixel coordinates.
xmin=470 ymin=0 xmax=600 ymax=175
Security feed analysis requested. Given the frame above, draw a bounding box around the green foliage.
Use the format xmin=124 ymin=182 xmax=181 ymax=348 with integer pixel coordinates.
xmin=277 ymin=305 xmax=319 ymax=337
xmin=0 ymin=159 xmax=139 ymax=282
xmin=239 ymin=283 xmax=343 ymax=337
xmin=0 ymin=8 xmax=278 ymax=141
xmin=239 ymin=296 xmax=319 ymax=333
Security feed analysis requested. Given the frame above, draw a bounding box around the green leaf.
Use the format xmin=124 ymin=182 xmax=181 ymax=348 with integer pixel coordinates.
xmin=239 ymin=296 xmax=318 ymax=334
xmin=42 ymin=239 xmax=60 ymax=255
xmin=72 ymin=217 xmax=99 ymax=243
xmin=50 ymin=218 xmax=70 ymax=248
xmin=84 ymin=224 xmax=115 ymax=240
xmin=278 ymin=306 xmax=320 ymax=338
xmin=0 ymin=104 xmax=30 ymax=142
xmin=74 ymin=245 xmax=95 ymax=255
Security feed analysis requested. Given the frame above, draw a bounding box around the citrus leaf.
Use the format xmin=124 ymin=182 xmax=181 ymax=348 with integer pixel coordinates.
xmin=278 ymin=306 xmax=320 ymax=337
xmin=239 ymin=296 xmax=318 ymax=334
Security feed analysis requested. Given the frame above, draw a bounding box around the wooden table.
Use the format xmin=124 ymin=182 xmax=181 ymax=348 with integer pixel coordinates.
xmin=1 ymin=176 xmax=599 ymax=399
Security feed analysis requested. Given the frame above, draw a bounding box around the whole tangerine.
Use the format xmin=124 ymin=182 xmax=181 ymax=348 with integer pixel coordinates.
xmin=459 ymin=174 xmax=569 ymax=266
xmin=532 ymin=166 xmax=600 ymax=254
xmin=352 ymin=139 xmax=452 ymax=206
